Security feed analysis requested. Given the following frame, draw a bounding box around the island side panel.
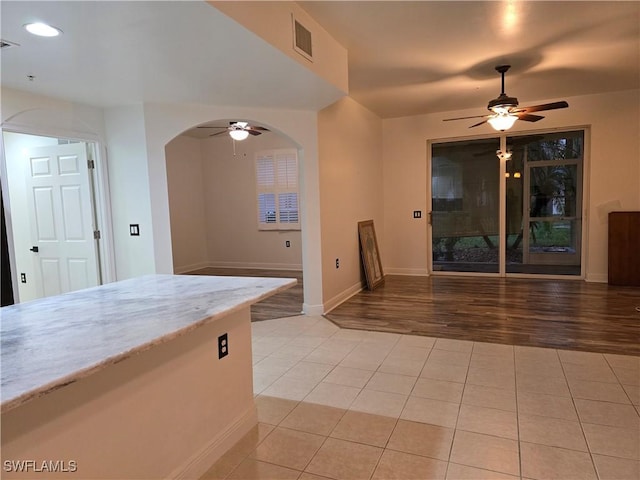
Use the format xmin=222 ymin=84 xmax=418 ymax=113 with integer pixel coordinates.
xmin=1 ymin=308 xmax=255 ymax=479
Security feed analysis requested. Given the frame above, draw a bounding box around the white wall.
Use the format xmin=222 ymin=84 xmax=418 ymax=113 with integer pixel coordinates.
xmin=0 ymin=88 xmax=106 ymax=140
xmin=382 ymin=89 xmax=640 ymax=282
xmin=165 ymin=135 xmax=209 ymax=273
xmin=2 ymin=90 xmax=327 ymax=313
xmin=103 ymin=105 xmax=156 ymax=279
xmin=2 ymin=132 xmax=58 ymax=302
xmin=211 ymin=0 xmax=348 ymax=94
xmin=1 ymin=88 xmax=116 ymax=298
xmin=8 ymin=86 xmax=633 ymax=315
xmin=201 ymin=133 xmax=303 ymax=270
xmin=141 ymin=102 xmax=325 ymax=314
xmin=318 ymin=97 xmax=384 ymax=310
xmin=165 ymin=132 xmax=303 ymax=273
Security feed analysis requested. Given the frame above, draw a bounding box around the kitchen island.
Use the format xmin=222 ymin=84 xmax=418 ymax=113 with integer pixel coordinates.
xmin=1 ymin=274 xmax=295 ymax=479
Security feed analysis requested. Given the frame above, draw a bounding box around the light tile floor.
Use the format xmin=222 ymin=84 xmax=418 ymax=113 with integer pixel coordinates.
xmin=202 ymin=315 xmax=640 ymax=480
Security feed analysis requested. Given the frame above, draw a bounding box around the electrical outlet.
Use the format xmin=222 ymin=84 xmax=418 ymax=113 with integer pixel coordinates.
xmin=285 ymin=240 xmax=291 ymax=247
xmin=218 ymin=333 xmax=228 ymax=359
xmin=129 ymin=224 xmax=140 ymax=236
xmin=20 ymin=273 xmax=26 ymax=283
xmin=413 ymin=210 xmax=422 ymax=218
xmin=336 ymin=258 xmax=340 ymax=269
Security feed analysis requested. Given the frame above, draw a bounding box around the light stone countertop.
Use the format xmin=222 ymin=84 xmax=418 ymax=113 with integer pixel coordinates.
xmin=0 ymin=274 xmax=296 ymax=412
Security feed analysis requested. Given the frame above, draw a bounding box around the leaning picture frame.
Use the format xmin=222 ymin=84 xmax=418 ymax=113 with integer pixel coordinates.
xmin=358 ymin=220 xmax=384 ymax=291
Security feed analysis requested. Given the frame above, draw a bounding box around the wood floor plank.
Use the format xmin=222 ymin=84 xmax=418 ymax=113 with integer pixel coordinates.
xmin=185 ymin=267 xmax=303 ymax=321
xmin=325 ymin=275 xmax=640 ymax=355
xmin=185 ymin=269 xmax=638 ymax=355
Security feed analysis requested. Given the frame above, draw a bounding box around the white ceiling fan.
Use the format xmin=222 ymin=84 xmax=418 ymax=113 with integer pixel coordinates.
xmin=197 ymin=121 xmax=269 ymax=141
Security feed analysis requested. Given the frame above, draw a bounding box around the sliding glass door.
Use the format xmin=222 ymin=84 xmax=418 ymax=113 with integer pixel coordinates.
xmin=431 ymin=130 xmax=584 ymax=277
xmin=431 ymin=138 xmax=500 ymax=273
xmin=505 ymin=131 xmax=583 ymax=275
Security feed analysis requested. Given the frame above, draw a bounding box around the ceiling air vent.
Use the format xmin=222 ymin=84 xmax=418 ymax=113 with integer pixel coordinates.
xmin=1 ymin=39 xmax=20 ymax=49
xmin=292 ymin=15 xmax=313 ymax=62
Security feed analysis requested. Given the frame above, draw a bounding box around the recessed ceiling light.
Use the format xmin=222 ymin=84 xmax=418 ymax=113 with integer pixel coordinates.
xmin=24 ymin=22 xmax=62 ymax=37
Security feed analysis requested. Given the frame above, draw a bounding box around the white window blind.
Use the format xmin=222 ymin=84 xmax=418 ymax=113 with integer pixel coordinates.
xmin=256 ymin=149 xmax=300 ymax=230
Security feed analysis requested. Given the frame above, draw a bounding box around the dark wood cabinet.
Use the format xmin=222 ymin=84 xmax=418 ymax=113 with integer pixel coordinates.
xmin=608 ymin=211 xmax=640 ymax=286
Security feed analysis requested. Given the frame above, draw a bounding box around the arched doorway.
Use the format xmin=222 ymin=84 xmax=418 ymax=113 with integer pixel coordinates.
xmin=165 ymin=119 xmax=304 ymax=319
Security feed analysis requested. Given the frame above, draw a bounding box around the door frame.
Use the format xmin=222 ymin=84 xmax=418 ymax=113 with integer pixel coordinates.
xmin=0 ymin=125 xmax=116 ymax=303
xmin=427 ymin=125 xmax=590 ymax=280
xmin=522 ymin=157 xmax=583 ymax=266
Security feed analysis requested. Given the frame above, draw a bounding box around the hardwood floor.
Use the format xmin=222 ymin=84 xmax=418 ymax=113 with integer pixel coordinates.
xmin=186 ymin=267 xmax=303 ymax=321
xmin=326 ymin=275 xmax=640 ymax=355
xmin=185 ymin=268 xmax=638 ymax=355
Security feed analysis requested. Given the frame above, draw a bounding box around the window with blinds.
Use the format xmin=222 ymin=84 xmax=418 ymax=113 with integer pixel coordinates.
xmin=255 ymin=149 xmax=300 ymax=230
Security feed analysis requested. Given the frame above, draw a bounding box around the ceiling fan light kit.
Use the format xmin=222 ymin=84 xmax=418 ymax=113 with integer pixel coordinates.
xmin=229 ymin=128 xmax=250 ymax=141
xmin=443 ymin=64 xmax=569 ymax=131
xmin=196 ymin=121 xmax=270 ymax=140
xmin=487 ymin=113 xmax=518 ymax=131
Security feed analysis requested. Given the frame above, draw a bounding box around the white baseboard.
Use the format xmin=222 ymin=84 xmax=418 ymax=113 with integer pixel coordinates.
xmin=207 ymin=261 xmax=303 ymax=271
xmin=174 ymin=261 xmax=210 ymax=274
xmin=176 ymin=262 xmax=303 ymax=274
xmin=384 ymin=267 xmax=430 ymax=276
xmin=170 ymin=406 xmax=257 ymax=480
xmin=323 ymin=281 xmax=364 ymax=314
xmin=303 ymin=302 xmax=325 ymax=316
xmin=585 ymin=273 xmax=608 ymax=283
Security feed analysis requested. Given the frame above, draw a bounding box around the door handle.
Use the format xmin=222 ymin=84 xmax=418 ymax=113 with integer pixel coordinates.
xmin=29 ymin=246 xmax=39 ymax=253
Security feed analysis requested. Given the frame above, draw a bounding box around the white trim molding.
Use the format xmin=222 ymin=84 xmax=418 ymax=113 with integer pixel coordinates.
xmin=323 ymin=281 xmax=364 ymax=314
xmin=171 ymin=406 xmax=257 ymax=480
xmin=384 ymin=268 xmax=430 ymax=276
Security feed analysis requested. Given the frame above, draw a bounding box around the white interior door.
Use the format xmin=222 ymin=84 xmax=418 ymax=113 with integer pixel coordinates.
xmin=25 ymin=143 xmax=100 ymax=298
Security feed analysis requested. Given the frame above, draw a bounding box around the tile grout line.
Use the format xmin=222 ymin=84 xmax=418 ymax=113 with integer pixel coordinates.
xmin=558 ymin=351 xmax=601 ymax=479
xmin=370 ymin=341 xmax=437 ymax=476
xmin=222 ymin=409 xmax=298 ymax=479
xmin=514 ymin=344 xmax=523 ymax=480
xmin=296 ymin=409 xmax=345 ymax=478
xmin=358 ymin=330 xmax=411 ymax=480
xmin=250 ymin=318 xmax=640 ymax=480
xmin=603 ymin=354 xmax=640 ymax=415
xmin=442 ymin=339 xmax=473 ymax=479
xmin=284 ymin=327 xmax=368 ymax=477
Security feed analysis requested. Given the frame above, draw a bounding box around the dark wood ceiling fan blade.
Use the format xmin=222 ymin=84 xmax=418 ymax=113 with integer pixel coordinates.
xmin=516 ymin=113 xmax=544 ymax=122
xmin=197 ymin=126 xmax=226 ymax=129
xmin=515 ymin=101 xmax=569 ymax=114
xmin=443 ymin=114 xmax=488 ymax=122
xmin=209 ymin=131 xmax=228 ymax=137
xmin=248 ymin=130 xmax=262 ymax=136
xmin=469 ymin=119 xmax=488 ymax=128
xmin=252 ymin=126 xmax=269 ymax=131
